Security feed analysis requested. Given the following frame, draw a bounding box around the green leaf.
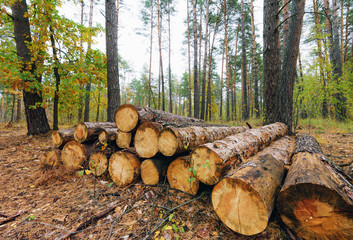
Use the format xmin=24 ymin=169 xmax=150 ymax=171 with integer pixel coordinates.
xmin=172 ymin=224 xmax=179 ymax=233
xmin=180 ymin=227 xmax=185 ymax=233
xmin=108 ymin=182 xmax=114 ymax=188
xmin=168 ymin=213 xmax=174 ymax=221
xmin=77 ymin=170 xmax=84 ymax=177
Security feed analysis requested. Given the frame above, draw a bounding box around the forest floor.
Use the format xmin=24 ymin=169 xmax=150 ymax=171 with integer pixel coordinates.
xmin=0 ymin=122 xmax=352 ymax=240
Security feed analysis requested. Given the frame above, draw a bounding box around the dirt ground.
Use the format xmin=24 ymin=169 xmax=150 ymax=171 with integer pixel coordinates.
xmin=0 ymin=123 xmax=352 ymax=240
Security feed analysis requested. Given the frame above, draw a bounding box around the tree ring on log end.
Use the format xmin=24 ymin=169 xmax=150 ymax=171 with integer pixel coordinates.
xmin=141 ymin=159 xmax=160 ymax=185
xmin=115 ymin=104 xmax=139 ymax=132
xmin=98 ymin=131 xmax=108 ymax=144
xmin=109 ymin=152 xmax=141 ymax=187
xmin=89 ymin=152 xmax=108 ymax=176
xmin=51 ymin=130 xmax=63 ymax=147
xmin=74 ymin=122 xmax=88 ymax=143
xmin=158 ymin=128 xmax=178 ymax=156
xmin=45 ymin=149 xmax=61 ymax=167
xmin=191 ymin=146 xmax=223 ymax=185
xmin=135 ymin=123 xmax=160 ymax=158
xmin=278 ymin=183 xmax=353 ymax=239
xmin=116 ymin=131 xmax=132 ymax=148
xmin=61 ymin=141 xmax=86 ymax=170
xmin=212 ymin=178 xmax=268 ymax=235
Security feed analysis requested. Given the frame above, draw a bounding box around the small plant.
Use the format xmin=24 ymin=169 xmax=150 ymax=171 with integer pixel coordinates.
xmin=25 ymin=214 xmax=36 ymax=221
xmin=108 ymin=182 xmax=114 ymax=188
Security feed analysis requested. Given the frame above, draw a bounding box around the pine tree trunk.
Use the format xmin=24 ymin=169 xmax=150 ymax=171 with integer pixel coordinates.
xmin=193 ymin=0 xmax=199 ymax=119
xmin=167 ymin=156 xmax=199 ymax=195
xmin=158 ymin=125 xmax=248 ymax=157
xmin=219 ymin=44 xmax=225 ymax=118
xmin=11 ymin=0 xmax=50 ymax=135
xmin=241 ymin=0 xmax=249 ymax=120
xmin=115 ymin=104 xmax=205 ymax=133
xmin=251 ymin=0 xmax=259 ymax=118
xmin=148 ymin=2 xmax=154 ymax=107
xmin=187 ymin=0 xmax=192 ymax=117
xmin=191 ymin=122 xmax=287 ymax=185
xmin=277 ymin=134 xmax=353 ymax=239
xmin=212 ymin=136 xmax=294 ymax=235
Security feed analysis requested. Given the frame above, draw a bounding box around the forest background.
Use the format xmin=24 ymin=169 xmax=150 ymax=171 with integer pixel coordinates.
xmin=0 ymin=0 xmax=352 ymax=135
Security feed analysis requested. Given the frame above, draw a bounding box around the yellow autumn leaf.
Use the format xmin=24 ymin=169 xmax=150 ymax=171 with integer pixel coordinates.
xmin=164 ymin=226 xmax=173 ymax=231
xmin=154 ymin=231 xmax=160 ymax=238
xmin=85 ymin=170 xmax=91 ymax=175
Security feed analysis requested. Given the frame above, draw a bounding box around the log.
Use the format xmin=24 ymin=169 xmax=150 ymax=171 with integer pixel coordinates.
xmin=109 ymin=151 xmax=141 ymax=187
xmin=88 ymin=145 xmax=118 ymax=176
xmin=277 ymin=134 xmax=353 ymax=240
xmin=167 ymin=156 xmax=199 ymax=195
xmin=158 ymin=126 xmax=249 ymax=157
xmin=141 ymin=158 xmax=172 ymax=185
xmin=74 ymin=122 xmax=116 ymax=143
xmin=116 ymin=130 xmax=132 ymax=148
xmin=43 ymin=148 xmax=61 ymax=167
xmin=98 ymin=128 xmax=118 ymax=144
xmin=212 ymin=137 xmax=294 ymax=236
xmin=191 ymin=122 xmax=287 ymax=185
xmin=115 ymin=104 xmax=205 ymax=132
xmin=52 ymin=128 xmax=75 ymax=148
xmin=134 ymin=122 xmax=163 ymax=158
xmin=61 ymin=141 xmax=93 ymax=170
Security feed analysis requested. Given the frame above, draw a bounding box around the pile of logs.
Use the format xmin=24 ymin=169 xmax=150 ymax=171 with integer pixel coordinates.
xmin=43 ymin=104 xmax=353 ymax=239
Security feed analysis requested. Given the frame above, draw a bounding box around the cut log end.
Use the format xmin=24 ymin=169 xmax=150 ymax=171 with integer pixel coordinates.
xmin=115 ymin=104 xmax=139 ymax=132
xmin=74 ymin=122 xmax=88 ymax=143
xmin=51 ymin=131 xmax=63 ymax=148
xmin=61 ymin=141 xmax=87 ymax=170
xmin=98 ymin=131 xmax=108 ymax=144
xmin=279 ymin=183 xmax=353 ymax=239
xmin=191 ymin=146 xmax=223 ymax=185
xmin=212 ymin=178 xmax=268 ymax=235
xmin=44 ymin=148 xmax=61 ymax=167
xmin=141 ymin=159 xmax=160 ymax=185
xmin=109 ymin=152 xmax=141 ymax=187
xmin=167 ymin=157 xmax=199 ymax=195
xmin=134 ymin=123 xmax=160 ymax=158
xmin=89 ymin=152 xmax=108 ymax=176
xmin=158 ymin=129 xmax=178 ymax=156
xmin=116 ymin=131 xmax=132 ymax=148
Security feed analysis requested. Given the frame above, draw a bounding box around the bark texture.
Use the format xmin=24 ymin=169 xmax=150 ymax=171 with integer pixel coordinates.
xmin=115 ymin=104 xmax=205 ymax=133
xmin=109 ymin=151 xmax=141 ymax=187
xmin=278 ymin=134 xmax=353 ymax=239
xmin=52 ymin=128 xmax=75 ymax=148
xmin=191 ymin=122 xmax=287 ymax=185
xmin=167 ymin=156 xmax=199 ymax=195
xmin=158 ymin=126 xmax=248 ymax=157
xmin=212 ymin=137 xmax=294 ymax=235
xmin=74 ymin=122 xmax=116 ymax=143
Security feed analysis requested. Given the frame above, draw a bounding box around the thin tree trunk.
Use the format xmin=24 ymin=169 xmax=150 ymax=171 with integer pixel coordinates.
xmin=193 ymin=0 xmax=199 ymax=118
xmin=148 ymin=2 xmax=153 ymax=107
xmin=168 ymin=1 xmax=172 ymax=113
xmin=84 ymin=0 xmax=95 ymax=122
xmin=282 ymin=0 xmax=289 ymax=50
xmin=232 ymin=21 xmax=240 ymax=121
xmin=241 ymin=0 xmax=248 ymax=120
xmin=187 ymin=0 xmax=192 ymax=117
xmin=223 ymin=0 xmax=230 ymax=121
xmin=219 ymin=43 xmax=225 ymax=118
xmin=343 ymin=2 xmax=350 ymax=63
xmin=157 ymin=0 xmax=165 ymax=111
xmin=200 ymin=0 xmax=209 ymax=120
xmin=16 ymin=93 xmax=21 ymax=123
xmin=78 ymin=0 xmax=84 ymax=123
xmin=251 ymin=0 xmax=259 ymax=118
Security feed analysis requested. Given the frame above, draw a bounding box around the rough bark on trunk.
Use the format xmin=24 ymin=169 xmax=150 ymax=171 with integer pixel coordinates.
xmin=115 ymin=130 xmax=132 ymax=148
xmin=98 ymin=128 xmax=118 ymax=144
xmin=74 ymin=122 xmax=116 ymax=143
xmin=158 ymin=126 xmax=248 ymax=157
xmin=191 ymin=122 xmax=287 ymax=185
xmin=44 ymin=148 xmax=61 ymax=167
xmin=277 ymin=134 xmax=353 ymax=239
xmin=115 ymin=104 xmax=204 ymax=132
xmin=109 ymin=151 xmax=141 ymax=187
xmin=167 ymin=156 xmax=199 ymax=195
xmin=141 ymin=157 xmax=172 ymax=185
xmin=61 ymin=141 xmax=93 ymax=170
xmin=52 ymin=128 xmax=75 ymax=148
xmin=241 ymin=0 xmax=249 ymax=120
xmin=212 ymin=136 xmax=294 ymax=235
xmin=192 ymin=0 xmax=199 ymax=119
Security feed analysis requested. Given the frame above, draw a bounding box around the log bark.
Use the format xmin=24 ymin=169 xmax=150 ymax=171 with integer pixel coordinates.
xmin=167 ymin=156 xmax=199 ymax=195
xmin=109 ymin=151 xmax=141 ymax=187
xmin=98 ymin=127 xmax=118 ymax=144
xmin=61 ymin=141 xmax=93 ymax=170
xmin=134 ymin=122 xmax=163 ymax=158
xmin=43 ymin=148 xmax=61 ymax=167
xmin=51 ymin=128 xmax=75 ymax=148
xmin=115 ymin=130 xmax=132 ymax=148
xmin=74 ymin=122 xmax=116 ymax=143
xmin=277 ymin=134 xmax=353 ymax=239
xmin=191 ymin=122 xmax=287 ymax=185
xmin=114 ymin=104 xmax=205 ymax=133
xmin=141 ymin=158 xmax=172 ymax=185
xmin=212 ymin=136 xmax=294 ymax=235
xmin=158 ymin=126 xmax=248 ymax=157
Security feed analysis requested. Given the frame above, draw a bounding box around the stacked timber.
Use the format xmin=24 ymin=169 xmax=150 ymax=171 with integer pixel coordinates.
xmin=51 ymin=128 xmax=75 ymax=148
xmin=212 ymin=136 xmax=294 ymax=235
xmin=277 ymin=134 xmax=353 ymax=239
xmin=191 ymin=122 xmax=287 ymax=185
xmin=74 ymin=122 xmax=116 ymax=143
xmin=98 ymin=127 xmax=119 ymax=145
